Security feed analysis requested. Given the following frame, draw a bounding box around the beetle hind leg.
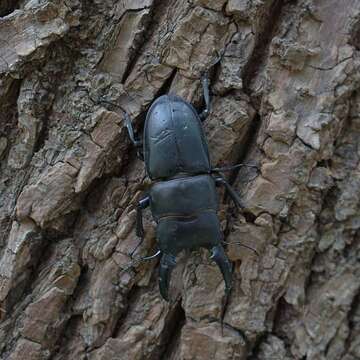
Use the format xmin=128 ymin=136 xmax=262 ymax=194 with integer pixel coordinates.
xmin=159 ymin=253 xmax=177 ymax=301
xmin=210 ymin=245 xmax=233 ymax=295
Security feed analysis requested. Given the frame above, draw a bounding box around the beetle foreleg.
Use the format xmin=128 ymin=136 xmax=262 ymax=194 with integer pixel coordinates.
xmin=123 ymin=111 xmax=144 ymax=159
xmin=92 ymin=98 xmax=144 ymax=159
xmin=124 ymin=111 xmax=141 ymax=147
xmin=199 ymin=71 xmax=211 ymax=120
xmin=159 ymin=253 xmax=177 ymax=301
xmin=210 ymin=245 xmax=233 ymax=295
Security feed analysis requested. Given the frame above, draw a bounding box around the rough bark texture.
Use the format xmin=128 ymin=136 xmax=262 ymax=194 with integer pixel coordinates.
xmin=0 ymin=1 xmax=360 ymax=359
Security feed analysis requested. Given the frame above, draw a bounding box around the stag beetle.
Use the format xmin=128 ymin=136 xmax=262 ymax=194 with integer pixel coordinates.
xmin=122 ymin=73 xmax=250 ymax=301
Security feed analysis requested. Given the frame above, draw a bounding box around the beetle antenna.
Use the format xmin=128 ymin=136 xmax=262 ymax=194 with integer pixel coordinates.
xmin=222 ymin=241 xmax=259 ymax=256
xmin=121 ymin=250 xmax=161 ymax=272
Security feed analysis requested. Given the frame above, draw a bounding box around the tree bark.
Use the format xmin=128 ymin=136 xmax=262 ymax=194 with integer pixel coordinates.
xmin=0 ymin=0 xmax=360 ymax=359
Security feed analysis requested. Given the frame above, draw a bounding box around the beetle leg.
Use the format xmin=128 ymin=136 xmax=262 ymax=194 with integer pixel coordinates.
xmin=222 ymin=240 xmax=259 ymax=256
xmin=159 ymin=253 xmax=177 ymax=301
xmin=212 ymin=163 xmax=259 ymax=173
xmin=124 ymin=111 xmax=141 ymax=147
xmin=123 ymin=111 xmax=144 ymax=159
xmin=130 ymin=196 xmax=150 ymax=257
xmin=199 ymin=71 xmax=211 ymax=120
xmin=210 ymin=245 xmax=233 ymax=295
xmin=214 ymin=176 xmax=245 ymax=209
xmin=136 ymin=196 xmax=150 ymax=238
xmin=122 ymin=250 xmax=161 ymax=272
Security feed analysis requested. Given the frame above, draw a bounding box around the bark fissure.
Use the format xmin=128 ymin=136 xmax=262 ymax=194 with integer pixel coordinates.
xmin=120 ymin=0 xmax=171 ymax=84
xmin=242 ymin=0 xmax=288 ymax=97
xmin=0 ymin=1 xmax=21 ymax=18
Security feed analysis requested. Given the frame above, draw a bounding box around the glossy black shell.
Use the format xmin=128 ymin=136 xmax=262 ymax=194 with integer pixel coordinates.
xmin=143 ymin=95 xmax=211 ymax=180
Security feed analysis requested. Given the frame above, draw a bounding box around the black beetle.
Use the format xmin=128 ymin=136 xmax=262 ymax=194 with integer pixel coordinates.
xmin=122 ymin=73 xmax=250 ymax=301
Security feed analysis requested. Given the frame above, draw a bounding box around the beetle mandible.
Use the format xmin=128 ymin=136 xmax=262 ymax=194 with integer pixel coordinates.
xmin=123 ymin=72 xmax=247 ymax=301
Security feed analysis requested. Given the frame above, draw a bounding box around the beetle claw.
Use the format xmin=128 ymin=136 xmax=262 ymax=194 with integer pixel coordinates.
xmin=210 ymin=245 xmax=233 ymax=295
xmin=159 ymin=253 xmax=177 ymax=301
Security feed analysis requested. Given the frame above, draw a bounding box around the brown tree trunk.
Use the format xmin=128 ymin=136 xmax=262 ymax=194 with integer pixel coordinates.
xmin=1 ymin=1 xmax=360 ymax=359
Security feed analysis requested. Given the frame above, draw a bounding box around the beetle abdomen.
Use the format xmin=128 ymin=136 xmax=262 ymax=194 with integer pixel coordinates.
xmin=144 ymin=95 xmax=211 ymax=180
xmin=149 ymin=174 xmax=218 ymax=221
xmin=156 ymin=211 xmax=222 ymax=255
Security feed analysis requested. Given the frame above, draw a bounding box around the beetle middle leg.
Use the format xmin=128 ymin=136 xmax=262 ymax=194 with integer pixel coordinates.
xmin=214 ymin=176 xmax=245 ymax=209
xmin=130 ymin=196 xmax=150 ymax=257
xmin=159 ymin=253 xmax=177 ymax=301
